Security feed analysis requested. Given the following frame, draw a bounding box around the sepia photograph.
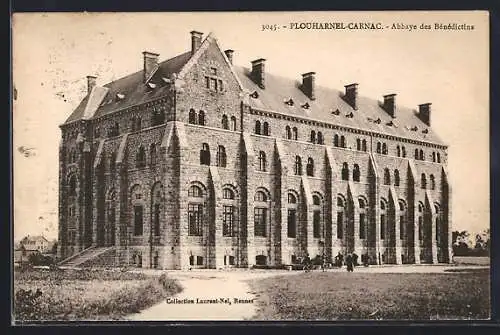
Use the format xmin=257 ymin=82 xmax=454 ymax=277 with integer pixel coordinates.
xmin=11 ymin=11 xmax=490 ymax=322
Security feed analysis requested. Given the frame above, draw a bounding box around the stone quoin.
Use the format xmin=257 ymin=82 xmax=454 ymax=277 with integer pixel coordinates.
xmin=57 ymin=30 xmax=452 ymax=269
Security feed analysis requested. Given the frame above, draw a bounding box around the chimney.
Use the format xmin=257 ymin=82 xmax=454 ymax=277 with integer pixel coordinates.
xmin=86 ymin=75 xmax=97 ymax=95
xmin=301 ymin=72 xmax=316 ymax=100
xmin=419 ymin=103 xmax=432 ymax=126
xmin=383 ymin=94 xmax=397 ymax=118
xmin=142 ymin=51 xmax=159 ymax=82
xmin=343 ymin=83 xmax=358 ymax=110
xmin=224 ymin=49 xmax=234 ymax=65
xmin=251 ymin=58 xmax=266 ymax=89
xmin=190 ymin=31 xmax=203 ymax=55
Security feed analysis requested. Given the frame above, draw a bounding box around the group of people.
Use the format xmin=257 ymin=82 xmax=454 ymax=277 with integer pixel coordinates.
xmin=300 ymin=251 xmax=371 ymax=272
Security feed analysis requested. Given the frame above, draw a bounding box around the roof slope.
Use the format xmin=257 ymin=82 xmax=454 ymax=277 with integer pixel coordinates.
xmin=234 ymin=66 xmax=444 ymax=145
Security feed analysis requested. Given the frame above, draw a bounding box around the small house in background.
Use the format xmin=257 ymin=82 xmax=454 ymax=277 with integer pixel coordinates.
xmin=19 ymin=235 xmax=51 ymax=254
xmin=14 ymin=244 xmax=41 ymax=264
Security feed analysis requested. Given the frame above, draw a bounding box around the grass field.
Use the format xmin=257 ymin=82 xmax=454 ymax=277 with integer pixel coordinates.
xmin=453 ymin=256 xmax=490 ymax=266
xmin=248 ymin=268 xmax=490 ymax=320
xmin=13 ymin=268 xmax=182 ymax=322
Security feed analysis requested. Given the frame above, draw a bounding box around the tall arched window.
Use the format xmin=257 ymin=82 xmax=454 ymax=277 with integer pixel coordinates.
xmin=287 ymin=192 xmax=298 ymax=238
xmin=317 ymin=131 xmax=324 ymax=145
xmin=397 ymin=145 xmax=401 ymax=157
xmin=432 ymin=152 xmax=436 ymax=162
xmin=337 ymin=196 xmax=345 ymax=239
xmin=402 ymin=146 xmax=406 ymax=158
xmin=255 ymin=121 xmax=261 ymax=135
xmin=285 ymin=126 xmax=292 ymax=139
xmin=198 ymin=110 xmax=205 ymax=126
xmin=353 ymin=164 xmax=360 ymax=182
xmin=382 ymin=143 xmax=388 ymax=155
xmin=398 ymin=200 xmax=407 ymax=242
xmin=418 ymin=202 xmax=424 ymax=241
xmin=200 ymin=143 xmax=210 ymax=165
xmin=334 ymin=134 xmax=339 ymax=147
xmin=356 ymin=139 xmax=361 ymax=151
xmin=188 ymin=184 xmax=204 ymax=236
xmin=295 ymin=156 xmax=302 ymax=175
xmin=217 ymin=145 xmax=227 ymax=168
xmin=419 ymin=149 xmax=424 ymax=161
xmin=258 ymin=151 xmax=266 ymax=172
xmin=150 ymin=144 xmax=157 ymax=166
xmin=340 ymin=135 xmax=346 ymax=148
xmin=292 ymin=127 xmax=298 ymax=140
xmin=421 ymin=173 xmax=427 ymax=189
xmin=380 ymin=199 xmax=387 ymax=240
xmin=306 ymin=157 xmax=314 ymax=177
xmin=341 ymin=162 xmax=349 ymax=181
xmin=254 ymin=189 xmax=269 ymax=237
xmin=377 ymin=142 xmax=382 ymax=154
xmin=430 ymin=174 xmax=435 ymax=190
xmin=222 ymin=187 xmax=237 ymax=237
xmin=263 ymin=122 xmax=270 ymax=136
xmin=136 ymin=146 xmax=146 ymax=168
xmin=437 ymin=153 xmax=441 ymax=163
xmin=221 ymin=115 xmax=229 ymax=129
xmin=383 ymin=168 xmax=390 ymax=185
xmin=394 ymin=169 xmax=400 ymax=186
xmin=189 ymin=109 xmax=197 ymax=124
xmin=359 ymin=197 xmax=367 ymax=239
xmin=310 ymin=130 xmax=316 ymax=143
xmin=231 ymin=116 xmax=237 ymax=131
xmin=151 ymin=183 xmax=163 ymax=237
xmin=312 ymin=194 xmax=323 ymax=238
xmin=362 ymin=139 xmax=367 ymax=152
xmin=415 ymin=149 xmax=419 ymax=160
xmin=131 ymin=185 xmax=144 ymax=237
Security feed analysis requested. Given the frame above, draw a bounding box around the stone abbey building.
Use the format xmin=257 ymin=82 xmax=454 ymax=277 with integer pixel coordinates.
xmin=58 ymin=31 xmax=452 ymax=269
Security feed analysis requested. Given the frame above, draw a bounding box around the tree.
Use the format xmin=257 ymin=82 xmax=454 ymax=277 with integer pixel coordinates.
xmin=452 ymin=230 xmax=471 ymax=256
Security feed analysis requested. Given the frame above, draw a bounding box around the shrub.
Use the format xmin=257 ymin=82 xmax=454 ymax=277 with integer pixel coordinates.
xmin=14 ymin=288 xmax=44 ymax=321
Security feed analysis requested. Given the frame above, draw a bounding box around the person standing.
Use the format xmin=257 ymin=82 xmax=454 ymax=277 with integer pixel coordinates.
xmin=345 ymin=253 xmax=353 ymax=272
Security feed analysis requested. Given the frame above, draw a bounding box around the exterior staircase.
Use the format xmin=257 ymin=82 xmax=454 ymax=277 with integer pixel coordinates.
xmin=58 ymin=246 xmax=115 ymax=268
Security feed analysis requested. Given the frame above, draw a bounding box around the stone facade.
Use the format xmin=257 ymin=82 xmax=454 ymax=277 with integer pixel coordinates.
xmin=58 ymin=31 xmax=452 ymax=269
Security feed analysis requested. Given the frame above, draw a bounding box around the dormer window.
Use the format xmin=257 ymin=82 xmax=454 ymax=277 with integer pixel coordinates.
xmin=422 ymin=129 xmax=429 ymax=134
xmin=386 ymin=120 xmax=394 ymax=127
xmin=346 ymin=112 xmax=354 ymax=118
xmin=331 ymin=109 xmax=340 ymax=116
xmin=374 ymin=118 xmax=381 ymax=124
xmin=250 ymin=91 xmax=259 ymax=99
xmin=410 ymin=126 xmax=418 ymax=131
xmin=210 ymin=67 xmax=217 ymax=76
xmin=116 ymin=93 xmax=125 ymax=100
xmin=301 ymin=102 xmax=310 ymax=109
xmin=285 ymin=98 xmax=294 ymax=106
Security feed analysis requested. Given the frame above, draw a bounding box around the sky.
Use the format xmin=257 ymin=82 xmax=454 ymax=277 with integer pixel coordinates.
xmin=12 ymin=11 xmax=489 ymax=241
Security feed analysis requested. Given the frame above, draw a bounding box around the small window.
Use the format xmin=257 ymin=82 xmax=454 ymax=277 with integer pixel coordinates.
xmin=380 ymin=200 xmax=386 ymax=210
xmin=310 ymin=130 xmax=316 ymax=143
xmin=312 ymin=195 xmax=321 ymax=206
xmin=197 ymin=256 xmax=204 ymax=265
xmin=397 ymin=145 xmax=401 ymax=157
xmin=258 ymin=151 xmax=266 ymax=172
xmin=189 ymin=109 xmax=197 ymax=124
xmin=188 ymin=204 xmax=203 ymax=236
xmin=432 ymin=152 xmax=436 ymax=162
xmin=337 ymin=211 xmax=343 ymax=239
xmin=255 ymin=121 xmax=261 ymax=135
xmin=402 ymin=146 xmax=406 ymax=158
xmin=263 ymin=122 xmax=270 ymax=136
xmin=254 ymin=208 xmax=267 ymax=237
xmin=353 ymin=164 xmax=360 ymax=182
xmin=255 ymin=191 xmax=267 ymax=202
xmin=377 ymin=142 xmax=382 ymax=154
xmin=419 ymin=149 xmax=424 ymax=161
xmin=430 ymin=174 xmax=436 ymax=190
xmin=384 ymin=168 xmax=390 ymax=185
xmin=286 ymin=126 xmax=292 ymax=139
xmin=362 ymin=139 xmax=367 ymax=152
xmin=334 ymin=134 xmax=339 ymax=147
xmin=231 ymin=116 xmax=237 ymax=131
xmin=210 ymin=67 xmax=217 ymax=75
xmin=218 ymin=79 xmax=224 ymax=92
xmin=222 ymin=115 xmax=229 ymax=129
xmin=317 ymin=132 xmax=324 ymax=145
xmin=359 ymin=213 xmax=366 ymax=239
xmin=136 ymin=146 xmax=146 ymax=168
xmin=341 ymin=162 xmax=349 ymax=181
xmin=415 ymin=149 xmax=419 ymax=160
xmin=188 ymin=185 xmax=203 ymax=197
xmin=292 ymin=127 xmax=298 ymax=140
xmin=217 ymin=145 xmax=227 ymax=168
xmin=223 ymin=188 xmax=235 ymax=199
xmin=198 ymin=110 xmax=205 ymax=126
xmin=437 ymin=152 xmax=441 ymax=163
xmin=340 ymin=136 xmax=346 ymax=148
xmin=295 ymin=156 xmax=302 ymax=175
xmin=358 ymin=198 xmax=366 ymax=209
xmin=223 ymin=205 xmax=235 ymax=237
xmin=394 ymin=169 xmax=400 ymax=186
xmin=306 ymin=157 xmax=314 ymax=177
xmin=150 ymin=144 xmax=157 ymax=166
xmin=288 ymin=193 xmax=297 ymax=204
xmin=356 ymin=138 xmax=361 ymax=151
xmin=382 ymin=143 xmax=388 ymax=155
xmin=200 ymin=143 xmax=210 ymax=165
xmin=421 ymin=173 xmax=427 ymax=189
xmin=313 ymin=210 xmax=322 ymax=238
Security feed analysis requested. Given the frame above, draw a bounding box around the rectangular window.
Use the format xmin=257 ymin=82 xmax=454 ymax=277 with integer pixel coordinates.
xmin=197 ymin=256 xmax=203 ymax=265
xmin=337 ymin=212 xmax=343 ymax=239
xmin=313 ymin=210 xmax=321 ymax=238
xmin=210 ymin=67 xmax=217 ymax=75
xmin=188 ymin=204 xmax=203 ymax=236
xmin=223 ymin=205 xmax=234 ymax=236
xmin=400 ymin=216 xmax=405 ymax=240
xmin=380 ymin=214 xmax=386 ymax=240
xmin=287 ymin=209 xmax=296 ymax=238
xmin=218 ymin=79 xmax=224 ymax=92
xmin=205 ymin=76 xmax=210 ymax=89
xmin=189 ymin=255 xmax=194 ymax=266
xmin=229 ymin=255 xmax=235 ymax=265
xmin=134 ymin=205 xmax=143 ymax=236
xmin=359 ymin=213 xmax=366 ymax=239
xmin=254 ymin=208 xmax=267 ymax=237
xmin=210 ymin=78 xmax=218 ymax=91
xmin=154 ymin=204 xmax=160 ymax=236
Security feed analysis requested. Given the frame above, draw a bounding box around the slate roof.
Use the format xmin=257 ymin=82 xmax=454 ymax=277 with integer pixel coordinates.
xmin=234 ymin=66 xmax=444 ymax=145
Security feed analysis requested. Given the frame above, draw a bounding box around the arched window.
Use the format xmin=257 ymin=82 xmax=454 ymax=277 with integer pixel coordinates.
xmin=223 ymin=188 xmax=235 ymax=199
xmin=337 ymin=196 xmax=345 ymax=239
xmin=295 ymin=156 xmax=302 ymax=175
xmin=287 ymin=192 xmax=298 ymax=238
xmin=394 ymin=169 xmax=400 ymax=186
xmin=255 ymin=121 xmax=261 ymax=135
xmin=231 ymin=116 xmax=237 ymax=131
xmin=188 ymin=185 xmax=203 ymax=197
xmin=419 ymin=149 xmax=424 ymax=161
xmin=151 ymin=183 xmax=163 ymax=237
xmin=255 ymin=190 xmax=268 ymax=202
xmin=312 ymin=195 xmax=321 ymax=206
xmin=68 ymin=175 xmax=77 ymax=196
xmin=417 ymin=202 xmax=424 ymax=241
xmin=362 ymin=139 xmax=367 ymax=152
xmin=380 ymin=199 xmax=387 ymax=240
xmin=402 ymin=146 xmax=406 ymax=158
xmin=263 ymin=122 xmax=270 ymax=136
xmin=198 ymin=110 xmax=205 ymax=126
xmin=398 ymin=200 xmax=407 ymax=241
xmin=312 ymin=194 xmax=323 ymax=238
xmin=136 ymin=146 xmax=146 ymax=168
xmin=340 ymin=135 xmax=346 ymax=148
xmin=430 ymin=174 xmax=436 ymax=190
xmin=222 ymin=115 xmax=229 ymax=129
xmin=189 ymin=109 xmax=197 ymax=124
xmin=341 ymin=162 xmax=349 ymax=181
xmin=359 ymin=197 xmax=367 ymax=239
xmin=356 ymin=138 xmax=361 ymax=151
xmin=334 ymin=134 xmax=339 ymax=147
xmin=353 ymin=164 xmax=360 ymax=182
xmin=415 ymin=149 xmax=419 ymax=160
xmin=317 ymin=132 xmax=324 ymax=145
xmin=437 ymin=153 xmax=441 ymax=163
xmin=150 ymin=144 xmax=157 ymax=166
xmin=286 ymin=126 xmax=292 ymax=139
xmin=217 ymin=145 xmax=227 ymax=168
xmin=382 ymin=143 xmax=388 ymax=155
xmin=288 ymin=193 xmax=297 ymax=204
xmin=258 ymin=151 xmax=266 ymax=172
xmin=397 ymin=145 xmax=401 ymax=157
xmin=383 ymin=168 xmax=390 ymax=185
xmin=432 ymin=152 xmax=436 ymax=162
xmin=292 ymin=127 xmax=298 ymax=140
xmin=421 ymin=173 xmax=427 ymax=189
xmin=310 ymin=130 xmax=316 ymax=143
xmin=200 ymin=143 xmax=210 ymax=165
xmin=306 ymin=157 xmax=314 ymax=177
xmin=377 ymin=142 xmax=382 ymax=154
